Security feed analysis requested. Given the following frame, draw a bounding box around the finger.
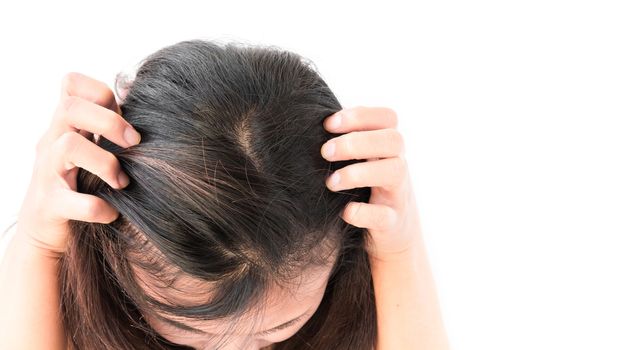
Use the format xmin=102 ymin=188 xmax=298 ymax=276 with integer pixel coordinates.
xmin=60 ymin=72 xmax=121 ymax=114
xmin=340 ymin=201 xmax=398 ymax=231
xmin=53 ymin=95 xmax=141 ymax=149
xmin=321 ymin=128 xmax=405 ymax=162
xmin=326 ymin=157 xmax=407 ymax=192
xmin=50 ymin=131 xmax=130 ymax=189
xmin=323 ymin=106 xmax=398 ymax=133
xmin=36 ymin=72 xmax=129 ymax=153
xmin=50 ymin=187 xmax=120 ymax=224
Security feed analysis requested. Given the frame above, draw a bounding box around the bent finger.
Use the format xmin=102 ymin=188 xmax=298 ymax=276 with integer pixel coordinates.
xmin=323 ymin=106 xmax=398 ymax=133
xmin=340 ymin=201 xmax=398 ymax=231
xmin=326 ymin=157 xmax=407 ymax=192
xmin=60 ymin=72 xmax=121 ymax=114
xmin=50 ymin=131 xmax=129 ymax=189
xmin=37 ymin=72 xmax=128 ymax=153
xmin=53 ymin=95 xmax=141 ymax=149
xmin=321 ymin=128 xmax=405 ymax=162
xmin=50 ymin=187 xmax=120 ymax=224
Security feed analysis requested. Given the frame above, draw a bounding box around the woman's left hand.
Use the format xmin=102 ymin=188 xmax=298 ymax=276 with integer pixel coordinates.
xmin=321 ymin=106 xmax=425 ymax=262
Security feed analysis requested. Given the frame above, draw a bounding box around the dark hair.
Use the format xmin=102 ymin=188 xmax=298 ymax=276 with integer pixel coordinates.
xmin=59 ymin=39 xmax=377 ymax=349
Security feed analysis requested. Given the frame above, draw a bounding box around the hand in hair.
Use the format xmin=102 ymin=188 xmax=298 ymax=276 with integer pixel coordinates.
xmin=321 ymin=106 xmax=422 ymax=262
xmin=15 ymin=72 xmax=141 ymax=258
xmin=321 ymin=106 xmax=448 ymax=349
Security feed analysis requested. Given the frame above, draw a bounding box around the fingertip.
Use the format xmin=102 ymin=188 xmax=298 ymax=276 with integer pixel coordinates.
xmin=117 ymin=172 xmax=130 ymax=188
xmin=87 ymin=196 xmax=119 ymax=224
xmin=324 ymin=112 xmax=343 ymax=132
xmin=108 ymin=212 xmax=121 ymax=224
xmin=101 ymin=206 xmax=120 ymax=224
xmin=124 ymin=125 xmax=142 ymax=147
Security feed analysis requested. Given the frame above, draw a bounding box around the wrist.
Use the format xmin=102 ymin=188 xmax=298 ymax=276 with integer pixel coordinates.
xmin=368 ymin=234 xmax=427 ymax=266
xmin=12 ymin=229 xmax=64 ymax=262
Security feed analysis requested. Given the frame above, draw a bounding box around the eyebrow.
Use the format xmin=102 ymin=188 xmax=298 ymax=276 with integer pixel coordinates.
xmin=157 ymin=311 xmax=308 ymax=336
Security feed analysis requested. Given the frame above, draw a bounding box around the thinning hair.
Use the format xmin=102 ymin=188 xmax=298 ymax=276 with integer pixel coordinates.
xmin=59 ymin=39 xmax=376 ymax=349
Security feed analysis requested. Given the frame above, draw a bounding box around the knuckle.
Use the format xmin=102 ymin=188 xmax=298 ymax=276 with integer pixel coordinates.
xmin=96 ymin=82 xmax=116 ymax=107
xmin=61 ymin=95 xmax=81 ymax=113
xmin=385 ymin=129 xmax=405 ymax=153
xmin=370 ymin=209 xmax=387 ymax=228
xmin=60 ymin=72 xmax=82 ymax=91
xmin=84 ymin=198 xmax=104 ymax=218
xmin=345 ymin=201 xmax=361 ymax=220
xmin=56 ymin=131 xmax=82 ymax=160
xmin=338 ymin=134 xmax=355 ymax=157
xmin=379 ymin=207 xmax=397 ymax=229
xmin=398 ymin=156 xmax=408 ymax=174
xmin=341 ymin=164 xmax=359 ymax=184
xmin=374 ymin=216 xmax=390 ymax=230
xmin=383 ymin=107 xmax=399 ymax=127
xmin=391 ymin=156 xmax=407 ymax=177
xmin=350 ymin=105 xmax=366 ymax=118
xmin=58 ymin=131 xmax=80 ymax=149
xmin=368 ymin=206 xmax=394 ymax=230
xmin=35 ymin=137 xmax=46 ymax=155
xmin=98 ymin=153 xmax=120 ymax=178
xmin=96 ymin=110 xmax=120 ymax=135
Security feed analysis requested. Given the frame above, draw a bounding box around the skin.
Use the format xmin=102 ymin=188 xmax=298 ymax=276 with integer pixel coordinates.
xmin=0 ymin=72 xmax=449 ymax=350
xmin=321 ymin=108 xmax=449 ymax=348
xmin=132 ymin=246 xmax=339 ymax=349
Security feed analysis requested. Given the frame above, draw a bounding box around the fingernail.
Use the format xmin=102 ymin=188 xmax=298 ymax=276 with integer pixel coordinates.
xmin=322 ymin=141 xmax=336 ymax=159
xmin=124 ymin=125 xmax=141 ymax=146
xmin=326 ymin=113 xmax=342 ymax=130
xmin=118 ymin=172 xmax=130 ymax=188
xmin=328 ymin=172 xmax=341 ymax=190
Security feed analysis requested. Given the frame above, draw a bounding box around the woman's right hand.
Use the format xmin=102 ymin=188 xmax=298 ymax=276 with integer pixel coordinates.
xmin=15 ymin=72 xmax=142 ymax=258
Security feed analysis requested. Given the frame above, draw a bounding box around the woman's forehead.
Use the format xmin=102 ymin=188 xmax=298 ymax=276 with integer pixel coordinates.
xmin=128 ymin=229 xmax=340 ymax=298
xmin=135 ymin=255 xmax=335 ymax=337
xmin=123 ymin=221 xmax=341 ymax=334
xmin=132 ymin=247 xmax=336 ymax=305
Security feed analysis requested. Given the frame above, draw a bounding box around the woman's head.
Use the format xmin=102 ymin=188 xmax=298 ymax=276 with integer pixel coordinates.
xmin=60 ymin=39 xmax=376 ymax=349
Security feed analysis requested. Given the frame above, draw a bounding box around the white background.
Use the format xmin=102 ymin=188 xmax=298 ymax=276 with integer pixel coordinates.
xmin=1 ymin=1 xmax=638 ymax=349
